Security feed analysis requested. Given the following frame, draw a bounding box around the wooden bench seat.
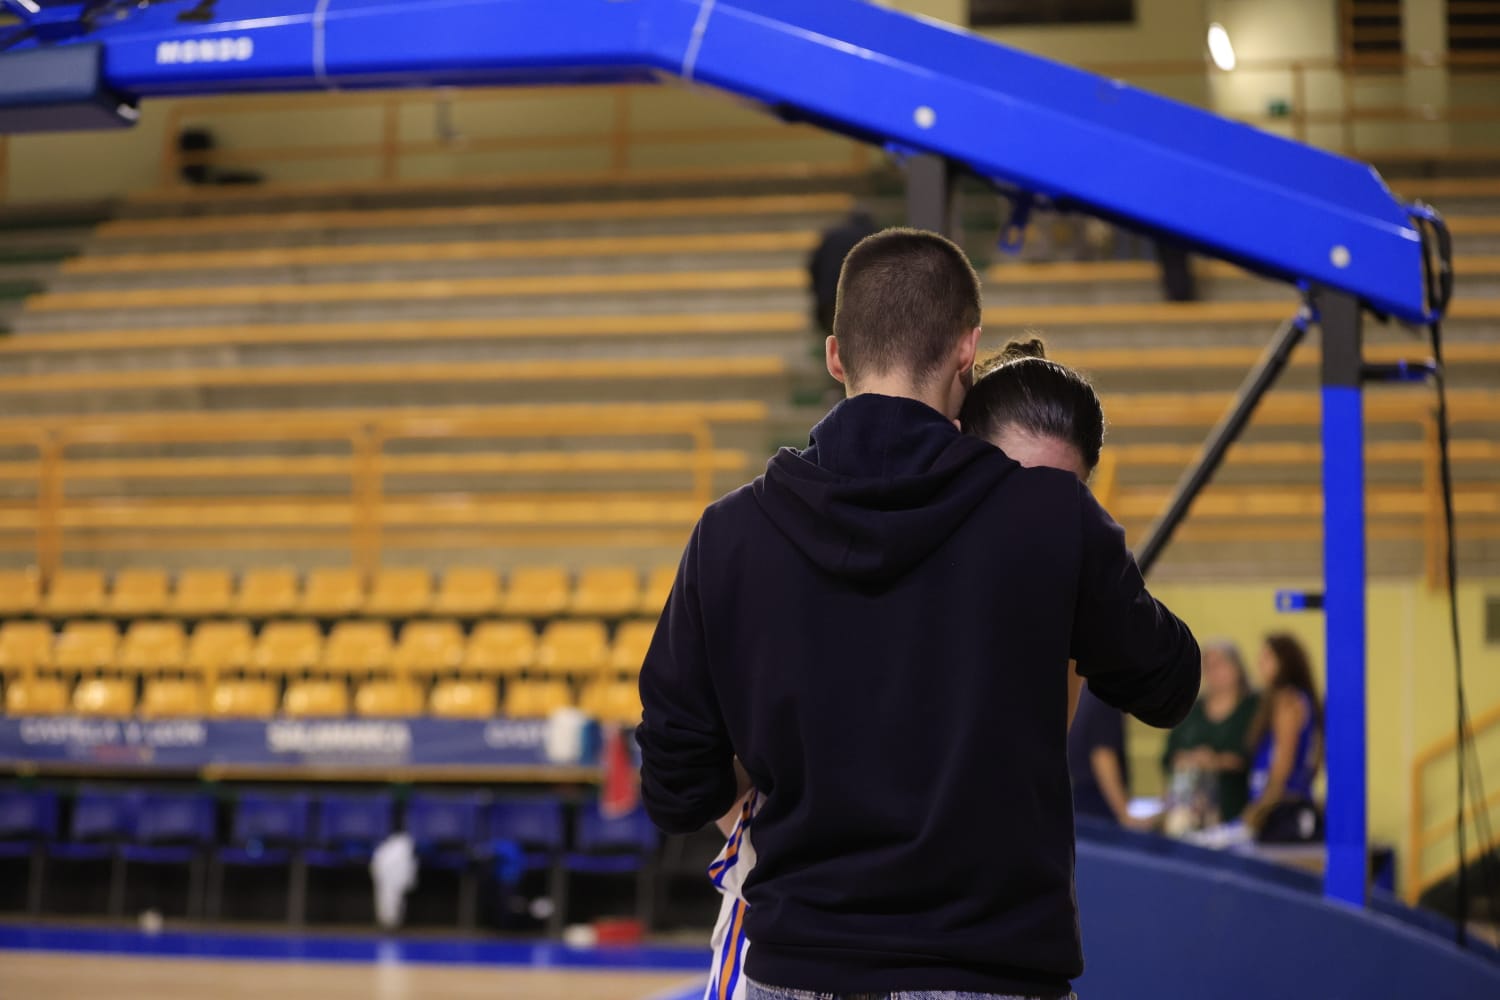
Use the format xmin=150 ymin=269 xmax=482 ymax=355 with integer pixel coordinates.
xmin=0 ymin=354 xmax=788 ymax=396
xmin=95 ymin=192 xmax=854 ymax=239
xmin=64 ymin=231 xmax=819 ymax=275
xmin=25 ymin=268 xmax=806 ymax=312
xmin=0 ymin=311 xmax=806 ymax=356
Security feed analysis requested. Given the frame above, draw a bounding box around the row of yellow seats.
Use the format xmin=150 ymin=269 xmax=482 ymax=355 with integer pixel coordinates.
xmin=4 ymin=674 xmax=642 ymax=725
xmin=0 ymin=619 xmax=657 ymax=677
xmin=0 ymin=565 xmax=675 ymax=619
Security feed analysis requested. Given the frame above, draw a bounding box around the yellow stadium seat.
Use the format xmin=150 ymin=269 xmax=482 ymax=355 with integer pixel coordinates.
xmin=187 ymin=620 xmax=254 ymax=675
xmin=251 ymin=621 xmax=323 ymax=675
xmin=354 ymin=679 xmax=424 ymax=718
xmin=535 ymin=620 xmax=609 ymax=677
xmin=107 ymin=568 xmax=170 ymax=617
xmin=570 ymin=566 xmax=643 ymax=617
xmin=234 ymin=568 xmax=300 ymax=618
xmin=300 ymin=568 xmax=365 ymax=617
xmin=579 ymin=679 xmax=643 ymax=726
xmin=393 ymin=620 xmax=464 ymax=677
xmin=504 ymin=680 xmax=573 ymax=719
xmin=365 ymin=568 xmax=433 ymax=618
xmin=171 ymin=569 xmax=234 ymax=618
xmin=501 ymin=566 xmax=570 ymax=618
xmin=73 ymin=678 xmax=136 ymax=717
xmin=0 ymin=621 xmax=54 ymax=676
xmin=5 ymin=677 xmax=69 ymax=716
xmin=323 ymin=620 xmax=393 ymax=675
xmin=610 ymin=620 xmax=657 ymax=675
xmin=118 ymin=620 xmax=187 ymax=673
xmin=54 ymin=621 xmax=118 ymax=673
xmin=140 ymin=679 xmax=207 ymax=719
xmin=430 ymin=679 xmax=498 ymax=719
xmin=209 ymin=679 xmax=278 ymax=719
xmin=640 ymin=565 xmax=676 ymax=615
xmin=433 ymin=567 xmax=501 ymax=617
xmin=43 ymin=570 xmax=106 ymax=617
xmin=0 ymin=567 xmax=40 ymax=616
xmin=464 ymin=621 xmax=537 ymax=676
xmin=284 ymin=680 xmax=350 ymax=718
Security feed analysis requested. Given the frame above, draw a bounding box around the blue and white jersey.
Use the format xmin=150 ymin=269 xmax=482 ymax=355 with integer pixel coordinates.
xmin=705 ymin=791 xmax=759 ymax=1000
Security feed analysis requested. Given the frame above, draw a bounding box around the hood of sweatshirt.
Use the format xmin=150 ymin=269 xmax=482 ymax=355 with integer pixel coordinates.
xmin=753 ymin=394 xmax=1012 ymax=584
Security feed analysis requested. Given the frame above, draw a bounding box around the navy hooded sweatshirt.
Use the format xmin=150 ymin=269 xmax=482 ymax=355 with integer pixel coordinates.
xmin=637 ymin=394 xmax=1200 ymax=998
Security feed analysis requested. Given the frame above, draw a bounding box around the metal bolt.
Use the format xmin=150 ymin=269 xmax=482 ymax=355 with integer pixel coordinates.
xmin=914 ymin=106 xmax=936 ymax=129
xmin=1330 ymin=245 xmax=1351 ymax=269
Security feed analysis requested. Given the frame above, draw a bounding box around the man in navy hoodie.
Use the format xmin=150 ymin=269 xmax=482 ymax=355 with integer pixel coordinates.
xmin=638 ymin=229 xmax=1200 ymax=1000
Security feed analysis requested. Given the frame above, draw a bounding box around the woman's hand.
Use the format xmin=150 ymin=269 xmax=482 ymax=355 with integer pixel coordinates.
xmin=1172 ymin=747 xmax=1214 ymax=771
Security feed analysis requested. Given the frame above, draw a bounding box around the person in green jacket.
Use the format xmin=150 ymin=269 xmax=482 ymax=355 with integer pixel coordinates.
xmin=1162 ymin=640 xmax=1260 ymax=822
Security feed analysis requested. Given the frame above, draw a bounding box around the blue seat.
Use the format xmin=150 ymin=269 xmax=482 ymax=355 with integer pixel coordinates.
xmin=487 ymin=798 xmax=567 ymax=934
xmin=306 ymin=793 xmax=394 ymax=868
xmin=210 ymin=794 xmax=311 ymax=924
xmin=488 ymin=799 xmax=565 ymax=871
xmin=118 ymin=793 xmax=215 ymax=918
xmin=561 ymin=802 xmax=659 ymax=929
xmin=567 ymin=802 xmax=658 ymax=874
xmin=406 ymin=792 xmax=488 ymax=928
xmin=0 ymin=789 xmax=58 ymax=913
xmin=47 ymin=790 xmax=137 ymax=915
xmin=221 ymin=794 xmax=309 ymax=867
xmin=50 ymin=790 xmax=135 ymax=862
xmin=407 ymin=793 xmax=488 ymax=869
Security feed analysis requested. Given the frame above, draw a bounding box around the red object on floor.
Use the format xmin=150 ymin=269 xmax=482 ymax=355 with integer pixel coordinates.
xmin=594 ymin=918 xmax=645 ymax=945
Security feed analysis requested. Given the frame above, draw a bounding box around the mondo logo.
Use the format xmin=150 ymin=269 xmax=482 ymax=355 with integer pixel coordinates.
xmin=156 ymin=37 xmax=255 ymax=65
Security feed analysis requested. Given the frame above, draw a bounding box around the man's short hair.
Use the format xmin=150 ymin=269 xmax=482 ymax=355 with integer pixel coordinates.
xmin=832 ymin=228 xmax=983 ymax=386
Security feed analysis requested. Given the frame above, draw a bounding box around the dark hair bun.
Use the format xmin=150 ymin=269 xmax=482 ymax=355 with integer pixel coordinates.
xmin=1000 ymin=336 xmax=1048 ymax=361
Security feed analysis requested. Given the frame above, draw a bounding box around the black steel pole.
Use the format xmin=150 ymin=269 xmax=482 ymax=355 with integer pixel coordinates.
xmin=1135 ymin=309 xmax=1310 ymax=576
xmin=906 ymin=153 xmax=957 ymax=237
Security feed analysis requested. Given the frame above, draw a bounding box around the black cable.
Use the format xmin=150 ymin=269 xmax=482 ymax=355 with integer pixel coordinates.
xmin=1412 ymin=203 xmax=1498 ymax=944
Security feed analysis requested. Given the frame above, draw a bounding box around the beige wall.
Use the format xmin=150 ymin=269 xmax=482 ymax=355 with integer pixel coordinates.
xmin=0 ymin=1 xmax=1483 ymax=203
xmin=1131 ymin=577 xmax=1500 ymax=890
xmin=1205 ymin=0 xmax=1340 ymax=143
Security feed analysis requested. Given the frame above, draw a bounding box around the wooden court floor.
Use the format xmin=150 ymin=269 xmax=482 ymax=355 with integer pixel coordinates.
xmin=0 ymin=950 xmax=702 ymax=1000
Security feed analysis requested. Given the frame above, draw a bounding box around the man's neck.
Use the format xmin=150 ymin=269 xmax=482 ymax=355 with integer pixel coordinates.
xmin=846 ymin=376 xmax=954 ymax=420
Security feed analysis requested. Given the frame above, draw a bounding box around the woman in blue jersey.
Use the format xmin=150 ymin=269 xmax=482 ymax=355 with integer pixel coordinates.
xmin=704 ymin=338 xmax=1105 ymax=1000
xmin=1243 ymin=633 xmax=1323 ymax=843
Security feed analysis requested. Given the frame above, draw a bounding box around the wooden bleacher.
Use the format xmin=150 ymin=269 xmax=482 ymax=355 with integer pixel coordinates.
xmin=3 ymin=165 xmax=1497 ymax=581
xmin=92 ymin=192 xmax=855 ymax=238
xmin=60 ymin=231 xmax=821 ymax=275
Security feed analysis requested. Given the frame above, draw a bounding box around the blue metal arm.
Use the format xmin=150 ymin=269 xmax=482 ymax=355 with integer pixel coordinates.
xmin=2 ymin=0 xmax=1435 ymax=323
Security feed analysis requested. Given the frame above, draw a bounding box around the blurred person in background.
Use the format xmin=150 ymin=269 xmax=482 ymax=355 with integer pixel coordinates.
xmin=1244 ymin=633 xmax=1323 ymax=843
xmin=1162 ymin=640 xmax=1259 ymax=823
xmin=807 ymin=207 xmax=878 ymax=336
xmin=1068 ymin=688 xmax=1150 ymax=830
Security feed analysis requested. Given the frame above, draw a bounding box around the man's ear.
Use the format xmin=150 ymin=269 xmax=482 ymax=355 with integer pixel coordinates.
xmin=826 ymin=335 xmax=848 ymax=385
xmin=957 ymin=326 xmax=982 ymax=376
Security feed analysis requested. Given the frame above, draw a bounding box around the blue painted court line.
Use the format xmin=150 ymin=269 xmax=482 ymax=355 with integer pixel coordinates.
xmin=0 ymin=924 xmax=709 ymax=972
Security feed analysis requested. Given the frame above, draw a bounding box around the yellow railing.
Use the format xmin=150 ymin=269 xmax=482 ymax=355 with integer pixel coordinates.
xmin=1407 ymin=700 xmax=1500 ymax=902
xmin=1090 ymin=54 xmax=1500 ymax=156
xmin=143 ymin=56 xmax=1500 ymax=191
xmin=159 ymin=84 xmax=872 ymax=189
xmin=0 ymin=406 xmax=755 ymax=578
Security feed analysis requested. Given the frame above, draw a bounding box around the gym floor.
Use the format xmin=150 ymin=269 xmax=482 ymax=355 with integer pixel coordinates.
xmin=0 ymin=926 xmax=707 ymax=1000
